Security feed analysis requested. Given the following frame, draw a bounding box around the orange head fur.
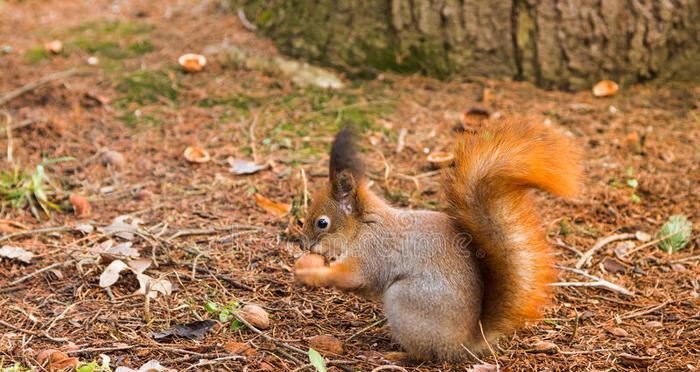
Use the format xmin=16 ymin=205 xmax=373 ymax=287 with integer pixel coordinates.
xmin=302 ymin=128 xmax=367 ymax=259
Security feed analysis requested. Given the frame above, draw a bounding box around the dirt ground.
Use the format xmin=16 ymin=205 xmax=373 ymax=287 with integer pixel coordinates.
xmin=0 ymin=1 xmax=698 ymax=371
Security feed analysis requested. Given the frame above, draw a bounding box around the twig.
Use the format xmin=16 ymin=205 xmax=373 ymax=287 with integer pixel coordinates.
xmin=249 ymin=113 xmax=260 ymax=163
xmin=66 ymin=345 xmax=135 ymax=354
xmin=346 ymin=318 xmax=385 ymax=342
xmin=479 ymin=321 xmax=500 ymax=370
xmin=237 ymin=8 xmax=257 ymax=31
xmin=559 ymin=348 xmax=621 ymax=355
xmin=619 ymin=300 xmax=673 ymax=320
xmin=9 ymin=262 xmax=64 ymax=286
xmin=575 ymin=233 xmax=635 ymax=268
xmin=621 ymin=232 xmax=678 ymax=257
xmin=0 ymin=68 xmax=77 ymax=106
xmin=232 ymin=312 xmax=307 ymax=355
xmin=0 ymin=226 xmax=73 ymax=243
xmin=0 ymin=319 xmax=67 ymax=342
xmin=395 ymin=128 xmax=407 ymax=154
xmin=553 ymin=265 xmax=633 ymax=296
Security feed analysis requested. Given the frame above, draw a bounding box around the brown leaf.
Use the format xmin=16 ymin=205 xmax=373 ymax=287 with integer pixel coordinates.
xmin=592 ymin=80 xmax=619 ymax=97
xmin=307 ymin=335 xmax=344 ymax=355
xmin=69 ymin=194 xmax=91 ymax=218
xmin=238 ymin=304 xmax=270 ymax=330
xmin=224 ymin=342 xmax=257 ymax=356
xmin=184 ymin=146 xmax=211 ymax=163
xmin=601 ymin=257 xmax=627 ymax=274
xmin=254 ymin=193 xmax=291 ymax=216
xmin=618 ymin=352 xmax=654 ymax=367
xmin=36 ymin=349 xmax=79 ymax=370
xmin=0 ymin=219 xmax=26 ymax=233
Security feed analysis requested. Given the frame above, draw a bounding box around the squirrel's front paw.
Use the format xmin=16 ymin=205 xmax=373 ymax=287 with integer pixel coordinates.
xmin=295 ymin=254 xmax=328 ymax=287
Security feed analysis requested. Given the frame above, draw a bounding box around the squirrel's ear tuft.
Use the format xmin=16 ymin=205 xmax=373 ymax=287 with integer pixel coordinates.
xmin=330 ymin=126 xmax=363 ymax=182
xmin=329 ymin=127 xmax=363 ymax=215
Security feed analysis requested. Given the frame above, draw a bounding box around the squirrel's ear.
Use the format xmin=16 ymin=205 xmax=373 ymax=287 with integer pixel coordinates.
xmin=329 ymin=127 xmax=364 ymax=215
xmin=331 ymin=170 xmax=357 ymax=215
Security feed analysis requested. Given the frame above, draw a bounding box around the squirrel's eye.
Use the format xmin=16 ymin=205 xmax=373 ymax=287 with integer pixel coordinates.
xmin=316 ymin=216 xmax=330 ymax=230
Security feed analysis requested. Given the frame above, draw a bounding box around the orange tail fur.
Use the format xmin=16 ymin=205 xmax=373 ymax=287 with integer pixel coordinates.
xmin=444 ymin=120 xmax=583 ymax=340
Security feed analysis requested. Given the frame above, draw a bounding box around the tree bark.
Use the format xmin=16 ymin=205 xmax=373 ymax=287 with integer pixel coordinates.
xmin=238 ymin=0 xmax=700 ymax=90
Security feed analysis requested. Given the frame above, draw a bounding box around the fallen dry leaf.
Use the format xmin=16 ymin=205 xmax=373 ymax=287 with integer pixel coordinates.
xmin=74 ymin=223 xmax=94 ymax=234
xmin=69 ymin=194 xmax=91 ymax=218
xmin=98 ymin=215 xmax=142 ymax=240
xmin=136 ymin=273 xmax=172 ymax=299
xmin=183 ymin=146 xmax=211 ymax=163
xmin=601 ymin=257 xmax=627 ymax=274
xmin=99 ymin=259 xmax=130 ymax=288
xmin=128 ymin=258 xmax=152 ymax=274
xmin=224 ymin=341 xmax=258 ymax=356
xmin=592 ymin=79 xmax=619 ymax=97
xmin=254 ymin=193 xmax=291 ymax=216
xmin=151 ymin=320 xmax=216 ymax=340
xmin=95 ymin=240 xmax=140 ymax=259
xmin=0 ymin=219 xmax=26 ymax=233
xmin=229 ymin=158 xmax=268 ymax=175
xmin=36 ymin=349 xmax=79 ymax=370
xmin=0 ymin=245 xmax=34 ymax=264
xmin=307 ymin=335 xmax=344 ymax=355
xmin=178 ymin=53 xmax=207 ymax=72
xmin=238 ymin=304 xmax=270 ymax=330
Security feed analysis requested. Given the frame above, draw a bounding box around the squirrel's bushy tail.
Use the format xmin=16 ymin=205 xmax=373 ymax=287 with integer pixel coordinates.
xmin=444 ymin=120 xmax=582 ymax=343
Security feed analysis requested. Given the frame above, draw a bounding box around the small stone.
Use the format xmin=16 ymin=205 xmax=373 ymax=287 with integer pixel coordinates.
xmin=101 ymin=150 xmax=126 ymax=168
xmin=135 ymin=189 xmax=153 ymax=201
xmin=635 ymin=231 xmax=651 ymax=242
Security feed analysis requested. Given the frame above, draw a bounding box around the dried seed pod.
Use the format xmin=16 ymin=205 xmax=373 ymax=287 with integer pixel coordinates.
xmin=183 ymin=146 xmax=211 ymax=163
xmin=427 ymin=151 xmax=454 ymax=169
xmin=238 ymin=304 xmax=270 ymax=330
xmin=178 ymin=53 xmax=207 ymax=72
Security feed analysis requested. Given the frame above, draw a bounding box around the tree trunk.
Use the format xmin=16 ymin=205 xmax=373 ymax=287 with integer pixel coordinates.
xmin=237 ymin=0 xmax=700 ymax=90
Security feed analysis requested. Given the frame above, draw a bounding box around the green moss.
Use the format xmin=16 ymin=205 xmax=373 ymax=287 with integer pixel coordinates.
xmin=198 ymin=95 xmax=261 ymax=110
xmin=66 ymin=20 xmax=155 ymax=60
xmin=114 ymin=69 xmax=179 ymax=107
xmin=25 ymin=46 xmax=50 ymax=64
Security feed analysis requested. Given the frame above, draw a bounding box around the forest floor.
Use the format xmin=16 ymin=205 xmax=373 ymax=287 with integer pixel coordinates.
xmin=0 ymin=0 xmax=698 ymax=371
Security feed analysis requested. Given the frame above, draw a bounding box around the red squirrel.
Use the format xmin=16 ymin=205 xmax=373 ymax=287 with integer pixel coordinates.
xmin=294 ymin=120 xmax=583 ymax=361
